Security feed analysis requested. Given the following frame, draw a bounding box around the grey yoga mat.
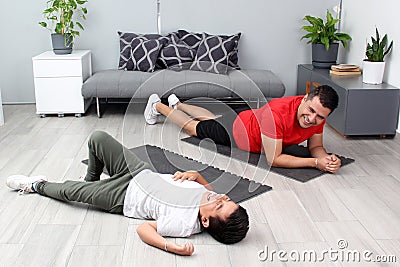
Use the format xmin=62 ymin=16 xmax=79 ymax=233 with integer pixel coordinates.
xmin=82 ymin=145 xmax=272 ymax=204
xmin=181 ymin=137 xmax=355 ymax=182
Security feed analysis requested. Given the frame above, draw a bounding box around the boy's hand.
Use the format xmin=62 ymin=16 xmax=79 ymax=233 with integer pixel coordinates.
xmin=172 ymin=171 xmax=199 ymax=182
xmin=169 ymin=241 xmax=195 ymax=256
xmin=172 ymin=171 xmax=213 ymax=191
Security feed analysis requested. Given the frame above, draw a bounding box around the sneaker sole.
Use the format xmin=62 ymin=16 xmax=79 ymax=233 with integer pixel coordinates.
xmin=144 ymin=94 xmax=160 ymax=125
xmin=168 ymin=95 xmax=179 ymax=109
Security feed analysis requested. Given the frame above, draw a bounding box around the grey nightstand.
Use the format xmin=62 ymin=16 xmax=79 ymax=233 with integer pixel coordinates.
xmin=297 ymin=64 xmax=400 ymax=137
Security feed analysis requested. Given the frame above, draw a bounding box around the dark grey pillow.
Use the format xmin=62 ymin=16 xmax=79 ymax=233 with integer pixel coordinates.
xmin=190 ymin=32 xmax=241 ymax=74
xmin=128 ymin=38 xmax=162 ymax=72
xmin=130 ymin=38 xmax=163 ymax=72
xmin=158 ymin=34 xmax=196 ymax=70
xmin=118 ymin=31 xmax=169 ymax=70
xmin=220 ymin=33 xmax=241 ymax=69
xmin=174 ymin=29 xmax=203 ymax=50
xmin=175 ymin=30 xmax=241 ymax=69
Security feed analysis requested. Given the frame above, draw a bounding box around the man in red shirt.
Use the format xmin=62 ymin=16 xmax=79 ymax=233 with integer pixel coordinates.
xmin=144 ymin=85 xmax=341 ymax=173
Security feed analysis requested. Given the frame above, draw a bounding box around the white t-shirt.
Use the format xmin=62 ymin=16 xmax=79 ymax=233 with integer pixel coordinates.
xmin=123 ymin=169 xmax=208 ymax=237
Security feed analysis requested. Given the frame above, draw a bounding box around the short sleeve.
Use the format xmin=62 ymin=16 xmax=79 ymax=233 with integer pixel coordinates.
xmin=157 ymin=216 xmax=198 ymax=237
xmin=260 ymin=109 xmax=283 ymax=139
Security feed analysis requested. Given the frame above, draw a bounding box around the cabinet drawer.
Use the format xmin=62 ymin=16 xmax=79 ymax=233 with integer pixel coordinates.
xmin=34 ymin=77 xmax=85 ymax=113
xmin=33 ymin=59 xmax=83 ymax=77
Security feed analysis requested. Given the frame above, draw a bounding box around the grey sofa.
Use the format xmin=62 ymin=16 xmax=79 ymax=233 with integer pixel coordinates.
xmin=82 ymin=68 xmax=286 ymax=117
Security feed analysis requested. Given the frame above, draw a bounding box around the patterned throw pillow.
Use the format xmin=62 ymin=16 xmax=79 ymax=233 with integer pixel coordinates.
xmin=158 ymin=34 xmax=196 ymax=70
xmin=117 ymin=31 xmax=169 ymax=70
xmin=174 ymin=29 xmax=203 ymax=50
xmin=128 ymin=38 xmax=162 ymax=72
xmin=175 ymin=30 xmax=241 ymax=69
xmin=190 ymin=32 xmax=241 ymax=74
xmin=220 ymin=33 xmax=241 ymax=69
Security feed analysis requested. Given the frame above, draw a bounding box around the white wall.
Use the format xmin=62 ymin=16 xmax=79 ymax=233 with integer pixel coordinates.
xmin=0 ymin=0 xmax=157 ymax=103
xmin=340 ymin=0 xmax=400 ymax=132
xmin=0 ymin=0 xmax=337 ymax=103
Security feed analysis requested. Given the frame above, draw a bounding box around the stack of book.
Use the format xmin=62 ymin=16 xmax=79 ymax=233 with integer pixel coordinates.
xmin=330 ymin=64 xmax=361 ymax=76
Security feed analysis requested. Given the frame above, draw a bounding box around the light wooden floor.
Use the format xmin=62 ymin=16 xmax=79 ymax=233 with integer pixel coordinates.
xmin=0 ymin=103 xmax=400 ymax=267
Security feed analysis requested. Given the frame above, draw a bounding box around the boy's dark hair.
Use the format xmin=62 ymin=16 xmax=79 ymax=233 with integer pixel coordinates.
xmin=306 ymin=85 xmax=339 ymax=113
xmin=204 ymin=205 xmax=249 ymax=244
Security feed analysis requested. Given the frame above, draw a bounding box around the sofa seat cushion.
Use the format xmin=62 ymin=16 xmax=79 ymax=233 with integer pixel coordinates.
xmin=82 ymin=69 xmax=285 ymax=100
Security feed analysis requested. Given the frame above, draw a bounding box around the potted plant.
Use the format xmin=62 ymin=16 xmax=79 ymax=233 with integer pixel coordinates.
xmin=39 ymin=0 xmax=88 ymax=55
xmin=301 ymin=10 xmax=352 ymax=68
xmin=362 ymin=28 xmax=393 ymax=84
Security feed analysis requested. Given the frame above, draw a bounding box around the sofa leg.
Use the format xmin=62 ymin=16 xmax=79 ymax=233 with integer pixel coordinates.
xmin=96 ymin=97 xmax=101 ymax=118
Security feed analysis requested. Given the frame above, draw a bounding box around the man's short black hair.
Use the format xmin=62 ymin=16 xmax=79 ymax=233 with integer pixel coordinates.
xmin=306 ymin=85 xmax=339 ymax=113
xmin=204 ymin=205 xmax=249 ymax=244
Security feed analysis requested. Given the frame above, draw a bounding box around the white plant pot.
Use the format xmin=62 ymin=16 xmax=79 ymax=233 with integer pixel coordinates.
xmin=362 ymin=61 xmax=386 ymax=84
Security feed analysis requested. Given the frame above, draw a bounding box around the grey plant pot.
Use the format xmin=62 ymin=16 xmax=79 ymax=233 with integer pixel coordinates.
xmin=51 ymin=33 xmax=73 ymax=55
xmin=312 ymin=43 xmax=339 ymax=69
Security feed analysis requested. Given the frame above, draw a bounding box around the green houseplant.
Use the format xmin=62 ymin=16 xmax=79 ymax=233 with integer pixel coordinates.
xmin=301 ymin=10 xmax=352 ymax=68
xmin=363 ymin=28 xmax=393 ymax=84
xmin=39 ymin=0 xmax=88 ymax=54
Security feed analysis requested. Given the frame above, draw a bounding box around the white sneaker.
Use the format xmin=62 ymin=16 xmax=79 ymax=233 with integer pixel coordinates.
xmin=168 ymin=94 xmax=180 ymax=109
xmin=6 ymin=175 xmax=47 ymax=194
xmin=144 ymin=94 xmax=161 ymax=125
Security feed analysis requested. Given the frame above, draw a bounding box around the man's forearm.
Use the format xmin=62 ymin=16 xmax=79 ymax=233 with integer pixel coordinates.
xmin=271 ymin=154 xmax=317 ymax=168
xmin=309 ymin=145 xmax=329 ymax=158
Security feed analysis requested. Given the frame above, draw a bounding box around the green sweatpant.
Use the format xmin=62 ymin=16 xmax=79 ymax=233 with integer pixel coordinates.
xmin=36 ymin=131 xmax=154 ymax=214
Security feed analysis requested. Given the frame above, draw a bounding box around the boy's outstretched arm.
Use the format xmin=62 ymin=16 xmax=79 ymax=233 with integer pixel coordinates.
xmin=136 ymin=221 xmax=194 ymax=256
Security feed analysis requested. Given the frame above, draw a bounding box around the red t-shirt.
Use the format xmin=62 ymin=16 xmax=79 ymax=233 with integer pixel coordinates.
xmin=232 ymin=95 xmax=325 ymax=153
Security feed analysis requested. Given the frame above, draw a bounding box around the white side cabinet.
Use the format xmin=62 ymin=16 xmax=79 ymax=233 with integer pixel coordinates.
xmin=32 ymin=50 xmax=92 ymax=117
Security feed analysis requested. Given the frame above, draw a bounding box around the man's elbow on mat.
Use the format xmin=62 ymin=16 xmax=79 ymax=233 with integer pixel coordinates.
xmin=268 ymin=157 xmax=281 ymax=167
xmin=262 ymin=135 xmax=283 ymax=167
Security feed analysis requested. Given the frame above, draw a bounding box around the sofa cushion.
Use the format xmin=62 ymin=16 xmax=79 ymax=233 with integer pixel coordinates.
xmin=219 ymin=33 xmax=241 ymax=69
xmin=174 ymin=29 xmax=203 ymax=50
xmin=82 ymin=69 xmax=286 ymax=100
xmin=117 ymin=31 xmax=169 ymax=70
xmin=174 ymin=30 xmax=241 ymax=69
xmin=190 ymin=33 xmax=241 ymax=74
xmin=158 ymin=34 xmax=196 ymax=70
xmin=129 ymin=38 xmax=163 ymax=72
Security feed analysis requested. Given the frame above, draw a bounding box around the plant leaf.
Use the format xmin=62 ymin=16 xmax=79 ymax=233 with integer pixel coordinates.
xmin=375 ymin=27 xmax=380 ymax=45
xmin=302 ymin=26 xmax=318 ymax=33
xmin=381 ymin=34 xmax=388 ymax=49
xmin=383 ymin=40 xmax=394 ymax=58
xmin=76 ymin=21 xmax=84 ymax=30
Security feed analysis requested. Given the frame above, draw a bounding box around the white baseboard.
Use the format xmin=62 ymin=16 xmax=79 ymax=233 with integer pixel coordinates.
xmin=2 ymin=102 xmax=35 ymax=105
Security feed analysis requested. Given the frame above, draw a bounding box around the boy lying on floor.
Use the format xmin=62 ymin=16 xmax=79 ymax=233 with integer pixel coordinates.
xmin=5 ymin=131 xmax=249 ymax=256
